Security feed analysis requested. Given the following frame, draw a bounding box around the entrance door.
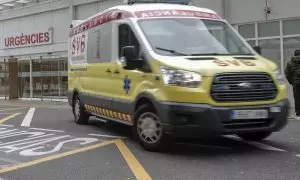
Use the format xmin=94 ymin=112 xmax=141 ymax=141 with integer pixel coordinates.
xmin=58 ymin=57 xmax=68 ymax=99
xmin=40 ymin=57 xmax=59 ymax=100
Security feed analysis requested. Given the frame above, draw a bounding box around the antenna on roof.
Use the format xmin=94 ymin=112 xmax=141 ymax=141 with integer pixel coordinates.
xmin=124 ymin=0 xmax=191 ymax=5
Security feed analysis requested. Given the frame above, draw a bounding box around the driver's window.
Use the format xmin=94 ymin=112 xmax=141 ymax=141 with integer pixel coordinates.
xmin=118 ymin=24 xmax=140 ymax=58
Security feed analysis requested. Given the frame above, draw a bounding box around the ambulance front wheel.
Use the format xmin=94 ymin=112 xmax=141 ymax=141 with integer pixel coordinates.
xmin=73 ymin=95 xmax=89 ymax=125
xmin=133 ymin=103 xmax=170 ymax=152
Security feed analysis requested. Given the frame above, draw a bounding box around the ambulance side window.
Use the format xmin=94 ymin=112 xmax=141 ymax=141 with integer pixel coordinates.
xmin=118 ymin=24 xmax=140 ymax=58
xmin=87 ymin=23 xmax=112 ymax=63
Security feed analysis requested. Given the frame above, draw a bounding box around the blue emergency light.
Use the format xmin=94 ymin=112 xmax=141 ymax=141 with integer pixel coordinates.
xmin=127 ymin=0 xmax=191 ymax=5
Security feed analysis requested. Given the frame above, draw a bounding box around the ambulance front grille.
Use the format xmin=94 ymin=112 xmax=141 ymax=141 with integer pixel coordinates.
xmin=210 ymin=72 xmax=278 ymax=102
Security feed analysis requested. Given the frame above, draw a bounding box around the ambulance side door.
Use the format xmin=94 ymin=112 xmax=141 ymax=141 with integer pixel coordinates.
xmin=80 ymin=24 xmax=113 ymax=110
xmin=109 ymin=21 xmax=151 ymax=122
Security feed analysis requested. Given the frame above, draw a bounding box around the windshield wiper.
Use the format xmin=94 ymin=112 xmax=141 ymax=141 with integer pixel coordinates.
xmin=189 ymin=53 xmax=255 ymax=56
xmin=155 ymin=47 xmax=188 ymax=56
xmin=189 ymin=53 xmax=230 ymax=56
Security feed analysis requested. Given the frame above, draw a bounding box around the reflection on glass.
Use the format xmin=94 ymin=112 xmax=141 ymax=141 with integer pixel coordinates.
xmin=283 ymin=37 xmax=300 ymax=68
xmin=6 ymin=56 xmax=68 ymax=100
xmin=0 ymin=60 xmax=8 ymax=98
xmin=18 ymin=60 xmax=30 ymax=98
xmin=32 ymin=59 xmax=42 ymax=98
xmin=247 ymin=40 xmax=256 ymax=47
xmin=40 ymin=57 xmax=68 ymax=99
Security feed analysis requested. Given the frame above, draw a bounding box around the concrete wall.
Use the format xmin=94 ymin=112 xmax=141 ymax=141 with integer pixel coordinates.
xmin=74 ymin=0 xmax=120 ymax=20
xmin=0 ymin=0 xmax=122 ymax=58
xmin=0 ymin=8 xmax=69 ymax=57
xmin=1 ymin=0 xmax=300 ymax=58
xmin=192 ymin=0 xmax=224 ymax=18
xmin=0 ymin=0 xmax=71 ymax=58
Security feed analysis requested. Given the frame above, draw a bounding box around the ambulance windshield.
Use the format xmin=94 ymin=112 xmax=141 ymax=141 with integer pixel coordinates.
xmin=138 ymin=18 xmax=254 ymax=56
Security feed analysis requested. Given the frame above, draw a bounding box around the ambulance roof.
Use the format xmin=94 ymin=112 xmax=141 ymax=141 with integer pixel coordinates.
xmin=86 ymin=3 xmax=218 ymax=21
xmin=70 ymin=3 xmax=221 ymax=37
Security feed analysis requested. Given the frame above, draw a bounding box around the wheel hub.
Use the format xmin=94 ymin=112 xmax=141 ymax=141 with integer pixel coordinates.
xmin=137 ymin=112 xmax=162 ymax=144
xmin=75 ymin=100 xmax=80 ymax=120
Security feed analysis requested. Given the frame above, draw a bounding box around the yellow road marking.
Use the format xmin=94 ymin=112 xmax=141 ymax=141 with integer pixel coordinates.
xmin=0 ymin=107 xmax=28 ymax=112
xmin=0 ymin=112 xmax=21 ymax=124
xmin=115 ymin=139 xmax=152 ymax=180
xmin=0 ymin=140 xmax=117 ymax=174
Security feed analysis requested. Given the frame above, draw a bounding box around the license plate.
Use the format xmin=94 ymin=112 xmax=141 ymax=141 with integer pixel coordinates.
xmin=231 ymin=110 xmax=268 ymax=120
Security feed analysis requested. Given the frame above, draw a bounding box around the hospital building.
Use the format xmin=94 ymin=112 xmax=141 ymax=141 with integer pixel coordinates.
xmin=0 ymin=0 xmax=298 ymax=106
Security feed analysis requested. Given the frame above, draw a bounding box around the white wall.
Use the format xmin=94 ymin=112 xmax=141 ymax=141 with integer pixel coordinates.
xmin=74 ymin=0 xmax=121 ymax=20
xmin=0 ymin=0 xmax=124 ymax=58
xmin=0 ymin=8 xmax=69 ymax=57
xmin=0 ymin=0 xmax=299 ymax=58
xmin=192 ymin=0 xmax=224 ymax=17
xmin=227 ymin=0 xmax=300 ymax=24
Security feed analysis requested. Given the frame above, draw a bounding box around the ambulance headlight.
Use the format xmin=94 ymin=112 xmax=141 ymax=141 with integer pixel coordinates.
xmin=160 ymin=66 xmax=202 ymax=88
xmin=273 ymin=68 xmax=285 ymax=84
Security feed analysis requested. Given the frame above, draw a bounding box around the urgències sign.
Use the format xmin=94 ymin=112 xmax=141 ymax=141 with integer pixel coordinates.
xmin=4 ymin=28 xmax=53 ymax=49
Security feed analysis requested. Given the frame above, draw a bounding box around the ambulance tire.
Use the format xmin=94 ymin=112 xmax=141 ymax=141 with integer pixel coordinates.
xmin=73 ymin=95 xmax=89 ymax=125
xmin=133 ymin=104 xmax=170 ymax=152
xmin=237 ymin=131 xmax=272 ymax=141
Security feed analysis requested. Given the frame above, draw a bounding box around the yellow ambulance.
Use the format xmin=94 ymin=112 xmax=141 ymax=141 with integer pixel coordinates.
xmin=67 ymin=0 xmax=290 ymax=151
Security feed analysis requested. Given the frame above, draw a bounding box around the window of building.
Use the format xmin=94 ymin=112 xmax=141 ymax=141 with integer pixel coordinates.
xmin=247 ymin=40 xmax=256 ymax=47
xmin=258 ymin=38 xmax=281 ymax=71
xmin=258 ymin=21 xmax=280 ymax=37
xmin=238 ymin=23 xmax=255 ymax=39
xmin=283 ymin=19 xmax=300 ymax=35
xmin=118 ymin=24 xmax=140 ymax=58
xmin=283 ymin=37 xmax=300 ymax=68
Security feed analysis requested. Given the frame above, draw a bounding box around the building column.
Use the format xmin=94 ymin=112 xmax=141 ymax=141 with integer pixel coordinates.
xmin=8 ymin=58 xmax=19 ymax=99
xmin=30 ymin=58 xmax=33 ymax=100
xmin=69 ymin=0 xmax=75 ymax=21
xmin=222 ymin=0 xmax=229 ymax=21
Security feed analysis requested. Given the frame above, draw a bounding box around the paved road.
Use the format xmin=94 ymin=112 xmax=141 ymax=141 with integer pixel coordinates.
xmin=0 ymin=101 xmax=299 ymax=180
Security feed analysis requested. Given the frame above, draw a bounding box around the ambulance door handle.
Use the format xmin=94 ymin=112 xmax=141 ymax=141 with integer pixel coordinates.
xmin=114 ymin=69 xmax=120 ymax=74
xmin=106 ymin=68 xmax=111 ymax=73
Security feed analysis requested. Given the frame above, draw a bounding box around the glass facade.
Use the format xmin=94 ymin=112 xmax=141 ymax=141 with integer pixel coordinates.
xmin=258 ymin=38 xmax=281 ymax=69
xmin=0 ymin=60 xmax=8 ymax=98
xmin=237 ymin=18 xmax=300 ymax=74
xmin=0 ymin=56 xmax=68 ymax=100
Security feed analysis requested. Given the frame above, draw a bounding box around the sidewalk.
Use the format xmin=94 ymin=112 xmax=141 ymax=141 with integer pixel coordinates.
xmin=289 ymin=107 xmax=296 ymax=119
xmin=0 ymin=99 xmax=70 ymax=109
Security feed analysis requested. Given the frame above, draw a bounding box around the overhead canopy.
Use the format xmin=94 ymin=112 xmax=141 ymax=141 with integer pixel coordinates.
xmin=0 ymin=0 xmax=46 ymax=11
xmin=125 ymin=0 xmax=191 ymax=5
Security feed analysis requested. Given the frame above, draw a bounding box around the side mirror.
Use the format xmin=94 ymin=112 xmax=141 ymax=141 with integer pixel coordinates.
xmin=120 ymin=46 xmax=142 ymax=70
xmin=121 ymin=46 xmax=138 ymax=61
xmin=253 ymin=46 xmax=262 ymax=55
xmin=294 ymin=50 xmax=300 ymax=56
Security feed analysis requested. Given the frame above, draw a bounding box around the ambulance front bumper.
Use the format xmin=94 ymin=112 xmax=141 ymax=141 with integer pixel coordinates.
xmin=156 ymin=99 xmax=290 ymax=138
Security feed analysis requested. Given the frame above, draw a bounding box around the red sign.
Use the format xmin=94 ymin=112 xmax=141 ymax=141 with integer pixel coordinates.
xmin=135 ymin=10 xmax=222 ymax=20
xmin=71 ymin=33 xmax=86 ymax=57
xmin=69 ymin=9 xmax=222 ymax=37
xmin=4 ymin=29 xmax=53 ymax=49
xmin=70 ymin=10 xmax=133 ymax=37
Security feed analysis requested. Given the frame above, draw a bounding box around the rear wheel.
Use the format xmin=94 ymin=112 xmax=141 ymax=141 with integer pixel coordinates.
xmin=237 ymin=131 xmax=272 ymax=141
xmin=133 ymin=104 xmax=170 ymax=152
xmin=73 ymin=94 xmax=89 ymax=125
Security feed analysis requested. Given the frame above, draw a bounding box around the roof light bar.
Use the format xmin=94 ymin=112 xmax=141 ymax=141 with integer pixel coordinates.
xmin=125 ymin=0 xmax=191 ymax=5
